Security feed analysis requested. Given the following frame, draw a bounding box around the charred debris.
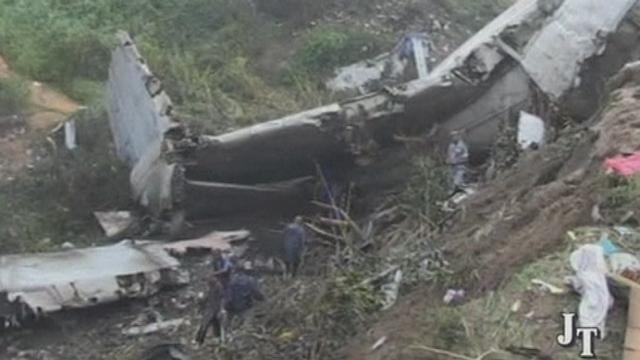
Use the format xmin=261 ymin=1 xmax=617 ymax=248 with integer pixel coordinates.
xmin=3 ymin=0 xmax=640 ymax=328
xmin=107 ymin=0 xmax=640 ymax=224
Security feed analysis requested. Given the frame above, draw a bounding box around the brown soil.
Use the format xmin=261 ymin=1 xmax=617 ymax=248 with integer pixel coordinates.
xmin=0 ymin=56 xmax=80 ymax=179
xmin=339 ymin=66 xmax=640 ymax=360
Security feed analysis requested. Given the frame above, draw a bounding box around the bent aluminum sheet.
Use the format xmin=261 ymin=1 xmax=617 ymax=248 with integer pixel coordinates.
xmin=0 ymin=240 xmax=186 ymax=315
xmin=521 ymin=0 xmax=639 ymax=99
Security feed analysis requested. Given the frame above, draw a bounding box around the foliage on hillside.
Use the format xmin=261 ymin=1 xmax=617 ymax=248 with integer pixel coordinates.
xmin=0 ymin=77 xmax=29 ymax=116
xmin=0 ymin=0 xmax=390 ymax=132
xmin=0 ymin=108 xmax=130 ymax=253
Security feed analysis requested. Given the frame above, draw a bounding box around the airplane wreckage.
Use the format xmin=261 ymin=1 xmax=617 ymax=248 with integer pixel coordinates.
xmin=107 ymin=0 xmax=640 ymax=223
xmin=3 ymin=0 xmax=640 ymax=324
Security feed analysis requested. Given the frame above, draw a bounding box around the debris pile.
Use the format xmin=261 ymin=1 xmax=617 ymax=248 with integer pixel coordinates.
xmin=107 ymin=0 xmax=640 ymax=225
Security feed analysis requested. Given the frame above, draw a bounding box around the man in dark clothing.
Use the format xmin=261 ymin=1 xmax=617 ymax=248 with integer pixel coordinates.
xmin=225 ymin=269 xmax=266 ymax=316
xmin=195 ymin=271 xmax=229 ymax=345
xmin=195 ymin=266 xmax=265 ymax=345
xmin=283 ymin=216 xmax=307 ymax=277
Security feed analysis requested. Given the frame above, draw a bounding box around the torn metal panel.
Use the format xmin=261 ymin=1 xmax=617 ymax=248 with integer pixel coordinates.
xmin=162 ymin=230 xmax=250 ymax=256
xmin=517 ymin=111 xmax=546 ymax=149
xmin=427 ymin=0 xmax=540 ymax=82
xmin=521 ymin=0 xmax=639 ymax=99
xmin=107 ymin=0 xmax=640 ymax=220
xmin=411 ymin=0 xmax=640 ymax=151
xmin=108 ymin=31 xmax=187 ymax=217
xmin=0 ymin=241 xmax=188 ymax=319
xmin=107 ymin=31 xmax=183 ymax=167
xmin=94 ymin=211 xmax=135 ymax=238
xmin=184 ymin=177 xmax=315 ymax=218
xmin=326 ymin=33 xmax=431 ymax=94
xmin=123 ymin=318 xmax=185 ymax=336
xmin=440 ymin=66 xmax=532 ymax=153
xmin=189 ymin=105 xmax=348 ymax=183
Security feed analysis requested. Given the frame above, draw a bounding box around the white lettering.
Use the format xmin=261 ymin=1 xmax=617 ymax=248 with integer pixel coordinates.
xmin=557 ymin=313 xmax=576 ymax=346
xmin=577 ymin=328 xmax=600 ymax=358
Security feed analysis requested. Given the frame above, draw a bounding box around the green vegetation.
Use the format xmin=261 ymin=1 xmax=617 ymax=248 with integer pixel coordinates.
xmin=0 ymin=108 xmax=130 ymax=253
xmin=0 ymin=0 xmax=390 ymax=131
xmin=436 ymin=0 xmax=514 ymax=28
xmin=0 ymin=77 xmax=29 ymax=115
xmin=292 ymin=26 xmax=392 ymax=76
xmin=0 ymin=0 xmax=390 ymax=249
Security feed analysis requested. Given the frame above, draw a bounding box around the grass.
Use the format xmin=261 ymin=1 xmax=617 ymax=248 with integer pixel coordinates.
xmin=292 ymin=25 xmax=393 ymax=77
xmin=435 ymin=0 xmax=515 ymax=28
xmin=0 ymin=107 xmax=130 ymax=253
xmin=0 ymin=76 xmax=29 ymax=116
xmin=407 ymin=226 xmax=637 ymax=359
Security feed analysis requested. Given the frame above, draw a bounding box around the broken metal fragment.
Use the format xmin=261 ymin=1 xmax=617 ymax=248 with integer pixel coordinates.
xmin=94 ymin=211 xmax=136 ymax=238
xmin=0 ymin=240 xmax=189 ymax=325
xmin=107 ymin=0 xmax=640 ymax=221
xmin=162 ymin=230 xmax=250 ymax=256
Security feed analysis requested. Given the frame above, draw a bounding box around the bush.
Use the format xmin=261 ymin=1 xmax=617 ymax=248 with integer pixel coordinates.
xmin=0 ymin=77 xmax=29 ymax=115
xmin=64 ymin=79 xmax=105 ymax=106
xmin=294 ymin=26 xmax=391 ymax=76
xmin=256 ymin=0 xmax=332 ymax=25
xmin=0 ymin=106 xmax=130 ymax=253
xmin=435 ymin=0 xmax=514 ymax=27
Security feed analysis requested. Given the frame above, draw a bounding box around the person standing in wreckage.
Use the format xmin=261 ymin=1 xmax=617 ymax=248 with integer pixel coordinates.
xmin=195 ymin=267 xmax=230 ymax=345
xmin=447 ymin=130 xmax=469 ymax=194
xmin=283 ymin=216 xmax=307 ymax=277
xmin=195 ymin=260 xmax=266 ymax=344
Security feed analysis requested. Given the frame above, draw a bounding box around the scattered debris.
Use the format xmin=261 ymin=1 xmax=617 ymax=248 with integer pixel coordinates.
xmin=0 ymin=240 xmax=189 ymax=324
xmin=162 ymin=231 xmax=250 ymax=256
xmin=59 ymin=242 xmax=75 ymax=250
xmin=517 ymin=111 xmax=545 ymax=150
xmin=380 ymin=270 xmax=403 ymax=310
xmin=566 ymin=244 xmax=613 ymax=337
xmin=604 ymin=152 xmax=640 ymax=177
xmin=599 ymin=234 xmax=620 ymax=256
xmin=108 ymin=0 xmax=640 ymax=224
xmin=326 ymin=33 xmax=431 ymax=94
xmin=370 ymin=336 xmax=388 ymax=352
xmin=63 ymin=119 xmax=76 ymax=150
xmin=510 ymin=299 xmax=522 ymax=313
xmin=610 ymin=253 xmax=640 ymax=277
xmin=531 ymin=279 xmax=567 ymax=295
xmin=94 ymin=211 xmax=136 ymax=238
xmin=443 ymin=289 xmax=465 ymax=305
xmin=123 ymin=318 xmax=186 ymax=336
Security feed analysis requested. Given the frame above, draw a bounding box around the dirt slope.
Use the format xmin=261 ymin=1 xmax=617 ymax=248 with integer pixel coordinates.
xmin=340 ymin=64 xmax=640 ymax=360
xmin=0 ymin=56 xmax=80 ymax=178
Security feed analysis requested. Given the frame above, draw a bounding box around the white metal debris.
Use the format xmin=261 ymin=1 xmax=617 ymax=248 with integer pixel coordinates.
xmin=162 ymin=230 xmax=250 ymax=256
xmin=123 ymin=318 xmax=186 ymax=336
xmin=64 ymin=120 xmax=77 ymax=150
xmin=517 ymin=111 xmax=545 ymax=149
xmin=0 ymin=240 xmax=188 ymax=318
xmin=326 ymin=33 xmax=431 ymax=94
xmin=521 ymin=0 xmax=639 ymax=99
xmin=410 ymin=35 xmax=430 ymax=79
xmin=94 ymin=211 xmax=135 ymax=238
xmin=380 ymin=270 xmax=403 ymax=310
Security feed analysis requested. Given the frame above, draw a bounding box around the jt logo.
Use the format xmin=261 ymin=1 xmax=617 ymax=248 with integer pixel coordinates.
xmin=557 ymin=313 xmax=601 ymax=358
